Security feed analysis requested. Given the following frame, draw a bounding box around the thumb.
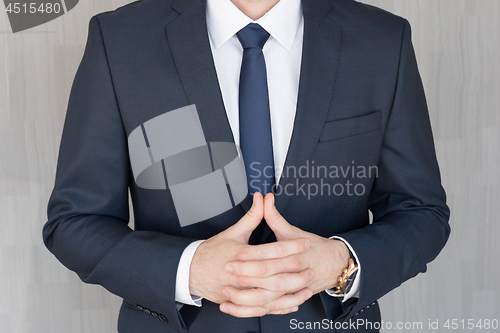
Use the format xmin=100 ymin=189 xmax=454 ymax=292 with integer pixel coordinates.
xmin=264 ymin=193 xmax=298 ymax=240
xmin=226 ymin=192 xmax=264 ymax=242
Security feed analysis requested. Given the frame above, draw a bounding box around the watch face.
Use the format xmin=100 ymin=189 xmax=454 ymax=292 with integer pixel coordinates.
xmin=343 ymin=271 xmax=357 ymax=293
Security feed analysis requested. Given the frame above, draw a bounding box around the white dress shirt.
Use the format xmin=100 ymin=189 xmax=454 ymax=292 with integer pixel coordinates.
xmin=175 ymin=0 xmax=360 ymax=307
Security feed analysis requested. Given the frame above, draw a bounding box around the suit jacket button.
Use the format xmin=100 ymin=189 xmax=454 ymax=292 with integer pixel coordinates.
xmin=143 ymin=308 xmax=151 ymax=315
xmin=135 ymin=305 xmax=143 ymax=310
xmin=158 ymin=314 xmax=168 ymax=324
xmin=151 ymin=311 xmax=159 ymax=319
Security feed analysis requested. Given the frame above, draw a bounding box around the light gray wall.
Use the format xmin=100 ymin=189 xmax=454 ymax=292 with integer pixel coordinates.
xmin=1 ymin=1 xmax=498 ymax=332
xmin=363 ymin=1 xmax=500 ymax=332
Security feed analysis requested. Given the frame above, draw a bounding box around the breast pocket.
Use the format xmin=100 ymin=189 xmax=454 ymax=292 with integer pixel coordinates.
xmin=319 ymin=110 xmax=382 ymax=142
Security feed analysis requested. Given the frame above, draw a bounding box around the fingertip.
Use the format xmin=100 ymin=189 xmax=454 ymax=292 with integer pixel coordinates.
xmin=247 ymin=192 xmax=264 ymax=222
xmin=263 ymin=193 xmax=276 ymax=216
xmin=225 ymin=263 xmax=233 ymax=274
xmin=220 ymin=304 xmax=228 ymax=313
xmin=304 ymin=238 xmax=310 ymax=250
xmin=253 ymin=192 xmax=263 ymax=207
xmin=264 ymin=192 xmax=274 ymax=205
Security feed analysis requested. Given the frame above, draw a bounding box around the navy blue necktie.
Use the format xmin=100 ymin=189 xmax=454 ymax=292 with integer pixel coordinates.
xmin=237 ymin=23 xmax=275 ymax=196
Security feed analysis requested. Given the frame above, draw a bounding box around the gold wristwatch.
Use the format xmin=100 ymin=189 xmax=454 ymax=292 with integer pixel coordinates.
xmin=333 ymin=250 xmax=358 ymax=295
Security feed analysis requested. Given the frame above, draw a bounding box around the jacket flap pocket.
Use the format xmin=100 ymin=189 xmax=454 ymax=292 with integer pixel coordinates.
xmin=319 ymin=110 xmax=382 ymax=142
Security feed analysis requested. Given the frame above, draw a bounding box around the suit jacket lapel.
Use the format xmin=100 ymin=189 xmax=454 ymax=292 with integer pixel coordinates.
xmin=261 ymin=0 xmax=342 ymax=242
xmin=166 ymin=0 xmax=253 ymax=212
xmin=166 ymin=0 xmax=234 ymax=145
xmin=274 ymin=0 xmax=342 ymax=213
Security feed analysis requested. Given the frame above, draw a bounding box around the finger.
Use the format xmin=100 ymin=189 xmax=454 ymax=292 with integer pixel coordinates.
xmin=220 ymin=287 xmax=312 ymax=317
xmin=234 ymin=238 xmax=310 ymax=261
xmin=219 ymin=302 xmax=268 ymax=318
xmin=222 ymin=285 xmax=280 ymax=307
xmin=264 ymin=287 xmax=313 ymax=312
xmin=228 ymin=269 xmax=315 ymax=295
xmin=263 ymin=193 xmax=299 ymax=240
xmin=220 ymin=303 xmax=299 ymax=318
xmin=226 ymin=254 xmax=308 ymax=277
xmin=268 ymin=306 xmax=299 ymax=315
xmin=227 ymin=192 xmax=264 ymax=241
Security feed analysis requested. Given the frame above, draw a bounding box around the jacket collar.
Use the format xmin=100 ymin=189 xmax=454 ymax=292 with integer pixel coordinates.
xmin=206 ymin=0 xmax=302 ymax=51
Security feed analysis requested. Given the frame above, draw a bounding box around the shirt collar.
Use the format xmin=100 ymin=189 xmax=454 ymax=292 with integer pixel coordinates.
xmin=206 ymin=0 xmax=302 ymax=51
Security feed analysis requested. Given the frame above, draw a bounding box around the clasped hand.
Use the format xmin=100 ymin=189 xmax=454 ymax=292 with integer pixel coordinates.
xmin=189 ymin=192 xmax=349 ymax=318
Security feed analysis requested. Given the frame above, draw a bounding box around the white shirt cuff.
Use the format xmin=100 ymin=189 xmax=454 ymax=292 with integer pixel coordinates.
xmin=325 ymin=236 xmax=361 ymax=302
xmin=175 ymin=240 xmax=205 ymax=307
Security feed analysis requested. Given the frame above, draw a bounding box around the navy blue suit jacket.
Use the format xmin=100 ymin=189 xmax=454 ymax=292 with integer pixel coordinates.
xmin=43 ymin=0 xmax=451 ymax=332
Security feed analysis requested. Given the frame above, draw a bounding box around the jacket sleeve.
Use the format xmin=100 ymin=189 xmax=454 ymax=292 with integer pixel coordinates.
xmin=42 ymin=15 xmax=195 ymax=333
xmin=335 ymin=19 xmax=451 ymax=321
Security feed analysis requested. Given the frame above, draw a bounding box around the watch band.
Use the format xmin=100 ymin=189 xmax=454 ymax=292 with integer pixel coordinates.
xmin=333 ymin=249 xmax=358 ymax=295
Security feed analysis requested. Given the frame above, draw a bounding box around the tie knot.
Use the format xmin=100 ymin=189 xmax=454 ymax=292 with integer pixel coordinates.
xmin=236 ymin=23 xmax=270 ymax=50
